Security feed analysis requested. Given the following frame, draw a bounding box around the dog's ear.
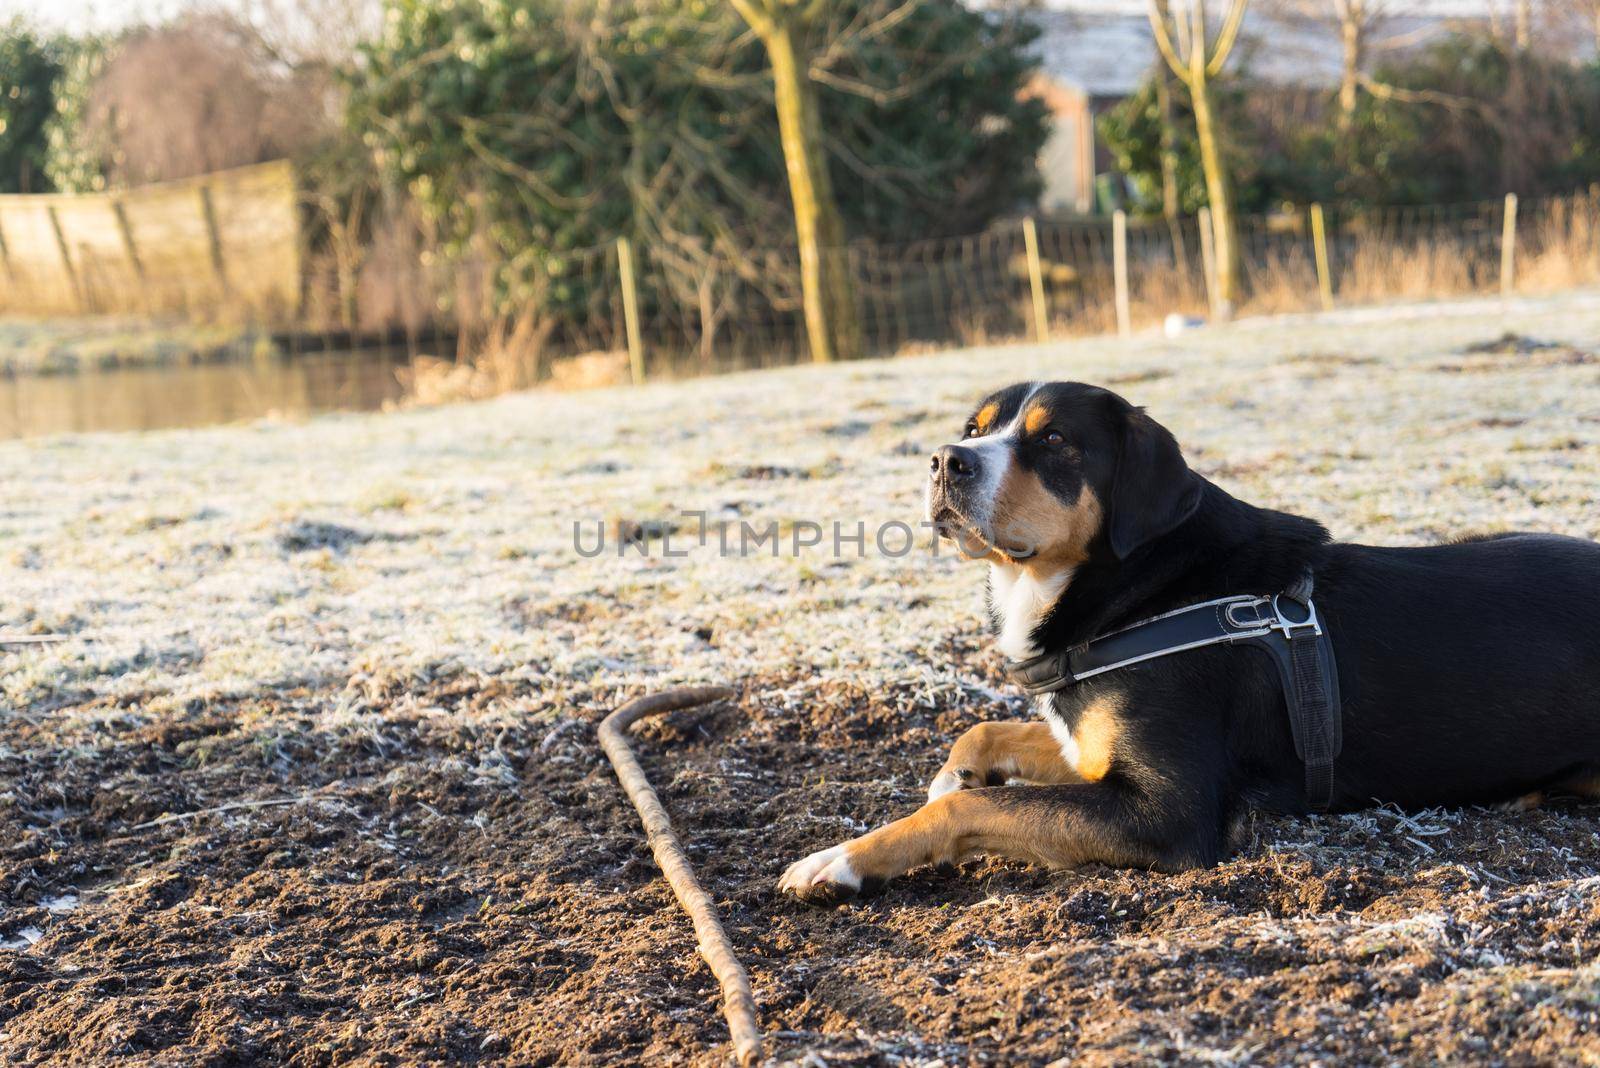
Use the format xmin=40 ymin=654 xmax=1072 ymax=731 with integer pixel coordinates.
xmin=1108 ymin=406 xmax=1202 ymax=559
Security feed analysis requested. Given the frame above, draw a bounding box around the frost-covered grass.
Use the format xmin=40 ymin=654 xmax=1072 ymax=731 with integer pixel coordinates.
xmin=4 ymin=293 xmax=1600 ymax=723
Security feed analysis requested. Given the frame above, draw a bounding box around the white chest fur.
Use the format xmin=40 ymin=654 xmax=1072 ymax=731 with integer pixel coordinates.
xmin=990 ymin=563 xmax=1081 ymax=773
xmin=1039 ymin=692 xmax=1082 ymax=772
xmin=988 ymin=562 xmax=1074 ymax=662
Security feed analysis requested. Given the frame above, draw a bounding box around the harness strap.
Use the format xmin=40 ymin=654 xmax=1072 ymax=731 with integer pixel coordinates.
xmin=1259 ymin=587 xmax=1342 ymax=812
xmin=1005 ymin=575 xmax=1343 ymax=812
xmin=1289 ymin=628 xmax=1339 ymax=809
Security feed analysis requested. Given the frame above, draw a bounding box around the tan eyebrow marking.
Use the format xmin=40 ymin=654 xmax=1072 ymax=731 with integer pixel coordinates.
xmin=974 ymin=402 xmax=1000 ymax=432
xmin=1024 ymin=406 xmax=1052 ymax=434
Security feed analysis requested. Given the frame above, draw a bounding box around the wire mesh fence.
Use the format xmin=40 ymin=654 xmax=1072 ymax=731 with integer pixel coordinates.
xmin=6 ymin=175 xmax=1600 ymax=390
xmin=446 ymin=189 xmax=1593 ymax=387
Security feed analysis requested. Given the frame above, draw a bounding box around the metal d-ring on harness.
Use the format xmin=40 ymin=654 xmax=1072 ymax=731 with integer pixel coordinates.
xmin=1005 ymin=573 xmax=1344 ymax=811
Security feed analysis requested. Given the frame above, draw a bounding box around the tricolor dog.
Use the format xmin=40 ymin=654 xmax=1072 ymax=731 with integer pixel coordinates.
xmin=780 ymin=380 xmax=1600 ymax=905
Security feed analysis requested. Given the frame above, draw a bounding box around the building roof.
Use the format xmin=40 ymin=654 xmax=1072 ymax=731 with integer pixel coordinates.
xmin=1028 ymin=9 xmax=1475 ymax=97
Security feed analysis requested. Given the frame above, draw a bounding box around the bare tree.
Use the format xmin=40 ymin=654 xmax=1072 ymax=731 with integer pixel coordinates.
xmin=1548 ymin=0 xmax=1600 ymax=51
xmin=1271 ymin=0 xmax=1397 ymax=129
xmin=1336 ymin=0 xmax=1369 ymax=119
xmin=726 ymin=0 xmax=1033 ymax=362
xmin=1485 ymin=0 xmax=1546 ymax=49
xmin=1567 ymin=0 xmax=1600 ymax=51
xmin=225 ymin=0 xmax=383 ymax=68
xmin=1276 ymin=0 xmax=1497 ymax=138
xmin=726 ymin=0 xmax=861 ymax=363
xmin=1151 ymin=0 xmax=1188 ymax=263
xmin=83 ymin=14 xmax=331 ymax=186
xmin=1149 ymin=0 xmax=1248 ymax=319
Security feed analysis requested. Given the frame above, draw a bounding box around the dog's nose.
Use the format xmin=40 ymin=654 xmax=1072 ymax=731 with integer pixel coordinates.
xmin=931 ymin=444 xmax=978 ymax=483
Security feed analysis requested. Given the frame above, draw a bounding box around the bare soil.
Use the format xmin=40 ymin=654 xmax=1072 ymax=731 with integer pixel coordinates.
xmin=4 ymin=664 xmax=1600 ymax=1065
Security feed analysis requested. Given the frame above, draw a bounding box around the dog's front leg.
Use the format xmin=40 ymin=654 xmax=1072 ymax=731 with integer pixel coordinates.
xmin=927 ymin=721 xmax=1084 ymax=800
xmin=778 ymin=784 xmax=1212 ymax=906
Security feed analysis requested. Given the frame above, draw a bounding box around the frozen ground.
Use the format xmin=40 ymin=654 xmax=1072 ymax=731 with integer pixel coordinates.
xmin=2 ymin=293 xmax=1599 ymax=1063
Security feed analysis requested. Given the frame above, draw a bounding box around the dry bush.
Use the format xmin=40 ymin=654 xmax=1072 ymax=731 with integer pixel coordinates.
xmin=352 ymin=218 xmax=439 ymax=336
xmin=472 ymin=313 xmax=559 ymax=392
xmin=1515 ymin=196 xmax=1600 ymax=293
xmin=548 ymin=351 xmax=630 ymax=390
xmin=83 ymin=14 xmax=333 ymax=186
xmin=1332 ymin=239 xmax=1485 ymax=305
xmin=227 ymin=0 xmax=382 ymax=68
xmin=1238 ymin=246 xmax=1319 ymax=315
xmin=393 ymin=357 xmax=497 ymax=407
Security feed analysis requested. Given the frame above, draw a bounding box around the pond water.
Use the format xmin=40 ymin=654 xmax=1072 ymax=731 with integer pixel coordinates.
xmin=0 ymin=350 xmax=413 ymax=439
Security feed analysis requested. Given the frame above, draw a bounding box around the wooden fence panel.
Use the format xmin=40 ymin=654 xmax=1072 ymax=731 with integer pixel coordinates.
xmin=118 ymin=179 xmax=226 ymax=310
xmin=0 ymin=199 xmax=72 ymax=310
xmin=208 ymin=161 xmax=300 ymax=316
xmin=0 ymin=160 xmax=299 ymax=319
xmin=53 ymin=196 xmax=137 ymax=310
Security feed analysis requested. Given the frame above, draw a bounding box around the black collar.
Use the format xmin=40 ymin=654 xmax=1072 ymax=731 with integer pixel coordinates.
xmin=1005 ymin=577 xmax=1343 ymax=811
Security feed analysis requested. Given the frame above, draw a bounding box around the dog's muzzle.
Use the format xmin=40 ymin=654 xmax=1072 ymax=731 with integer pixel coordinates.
xmin=929 ymin=443 xmax=979 ymax=488
xmin=927 ymin=444 xmax=994 ymax=549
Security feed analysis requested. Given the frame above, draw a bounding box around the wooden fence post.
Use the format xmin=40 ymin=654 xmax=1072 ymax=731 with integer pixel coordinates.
xmin=1590 ymin=183 xmax=1600 ymax=279
xmin=45 ymin=204 xmax=86 ymax=312
xmin=1112 ymin=209 xmax=1131 ymax=338
xmin=1022 ymin=216 xmax=1049 ymax=343
xmin=0 ymin=209 xmax=14 ymax=283
xmin=110 ymin=198 xmax=148 ymax=313
xmin=617 ymin=236 xmax=645 ymax=385
xmin=197 ymin=182 xmax=230 ymax=293
xmin=111 ymin=199 xmax=145 ymax=282
xmin=1310 ymin=203 xmax=1334 ymax=312
xmin=1500 ymin=192 xmax=1518 ymax=300
xmin=1197 ymin=206 xmax=1218 ymax=320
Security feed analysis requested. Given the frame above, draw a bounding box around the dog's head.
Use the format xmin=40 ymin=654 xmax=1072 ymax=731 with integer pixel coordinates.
xmin=926 ymin=381 xmax=1201 ymax=567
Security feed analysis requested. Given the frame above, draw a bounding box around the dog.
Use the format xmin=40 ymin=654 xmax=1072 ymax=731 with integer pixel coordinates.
xmin=779 ymin=380 xmax=1600 ymax=905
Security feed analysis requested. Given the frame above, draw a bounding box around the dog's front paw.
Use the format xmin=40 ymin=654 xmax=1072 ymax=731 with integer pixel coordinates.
xmin=778 ymin=843 xmax=864 ymax=906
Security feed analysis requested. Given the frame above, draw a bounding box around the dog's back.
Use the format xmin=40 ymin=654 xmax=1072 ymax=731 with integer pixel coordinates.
xmin=1317 ymin=533 xmax=1600 ymax=807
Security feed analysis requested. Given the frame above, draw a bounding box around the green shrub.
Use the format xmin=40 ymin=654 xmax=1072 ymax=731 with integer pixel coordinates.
xmin=1100 ymin=34 xmax=1600 ymax=216
xmin=347 ymin=0 xmax=1047 ymax=315
xmin=1341 ymin=36 xmax=1600 ymax=205
xmin=0 ymin=19 xmax=66 ymax=193
xmin=42 ymin=34 xmax=111 ymax=193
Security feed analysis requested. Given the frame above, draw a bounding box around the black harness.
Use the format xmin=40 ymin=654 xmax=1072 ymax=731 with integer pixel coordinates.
xmin=1005 ymin=576 xmax=1344 ymax=811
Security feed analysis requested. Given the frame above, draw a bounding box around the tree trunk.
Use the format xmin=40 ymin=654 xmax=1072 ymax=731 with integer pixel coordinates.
xmin=1189 ymin=70 xmax=1237 ymax=319
xmin=1503 ymin=26 xmax=1526 ymax=193
xmin=763 ymin=20 xmax=860 ymax=363
xmin=1152 ymin=0 xmax=1187 ymax=267
xmin=1338 ymin=9 xmax=1361 ymax=131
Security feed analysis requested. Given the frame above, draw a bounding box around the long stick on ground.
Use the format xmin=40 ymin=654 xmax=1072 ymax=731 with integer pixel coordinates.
xmin=598 ymin=685 xmax=761 ymax=1066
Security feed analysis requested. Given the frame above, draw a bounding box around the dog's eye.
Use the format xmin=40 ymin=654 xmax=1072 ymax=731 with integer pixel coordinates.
xmin=1043 ymin=431 xmax=1065 ymax=446
xmin=964 ymin=423 xmax=980 ymax=438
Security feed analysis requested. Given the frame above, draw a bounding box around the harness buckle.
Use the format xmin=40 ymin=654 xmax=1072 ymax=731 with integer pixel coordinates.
xmin=1269 ymin=593 xmax=1323 ymax=639
xmin=1223 ymin=597 xmax=1272 ymax=630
